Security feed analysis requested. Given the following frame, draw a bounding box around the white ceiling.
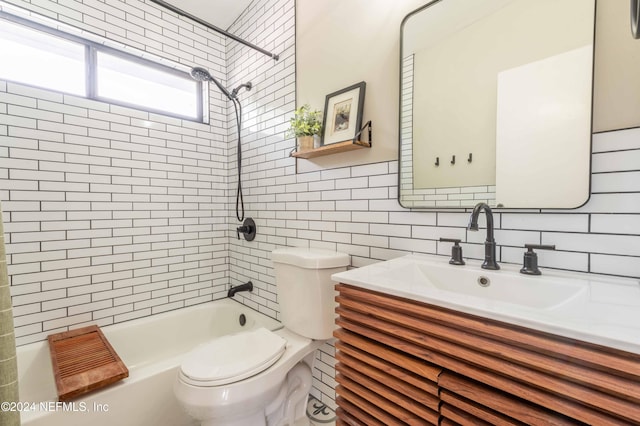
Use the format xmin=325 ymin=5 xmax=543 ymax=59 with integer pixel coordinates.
xmin=163 ymin=0 xmax=253 ymax=30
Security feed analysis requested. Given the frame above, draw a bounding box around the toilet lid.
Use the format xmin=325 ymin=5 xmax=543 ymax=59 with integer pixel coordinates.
xmin=180 ymin=327 xmax=287 ymax=386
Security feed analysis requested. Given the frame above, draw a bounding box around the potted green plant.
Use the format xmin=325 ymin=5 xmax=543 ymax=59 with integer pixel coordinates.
xmin=287 ymin=104 xmax=322 ymax=152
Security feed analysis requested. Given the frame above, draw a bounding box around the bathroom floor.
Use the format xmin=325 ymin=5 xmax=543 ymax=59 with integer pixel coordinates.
xmin=306 ymin=396 xmax=336 ymax=425
xmin=309 ymin=420 xmax=335 ymax=426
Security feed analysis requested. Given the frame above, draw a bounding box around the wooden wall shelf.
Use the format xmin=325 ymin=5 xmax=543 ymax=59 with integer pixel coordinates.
xmin=291 ymin=140 xmax=371 ymax=159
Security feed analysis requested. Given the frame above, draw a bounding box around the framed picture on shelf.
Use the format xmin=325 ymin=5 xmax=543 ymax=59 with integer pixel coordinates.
xmin=321 ymin=81 xmax=366 ymax=146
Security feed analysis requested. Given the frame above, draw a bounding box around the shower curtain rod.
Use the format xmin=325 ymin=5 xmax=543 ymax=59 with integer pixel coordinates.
xmin=148 ymin=0 xmax=280 ymax=60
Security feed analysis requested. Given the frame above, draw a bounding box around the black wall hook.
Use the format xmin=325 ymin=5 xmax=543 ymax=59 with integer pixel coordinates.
xmin=435 ymin=157 xmax=440 ymax=166
xmin=451 ymin=155 xmax=456 ymax=165
xmin=467 ymin=153 xmax=473 ymax=163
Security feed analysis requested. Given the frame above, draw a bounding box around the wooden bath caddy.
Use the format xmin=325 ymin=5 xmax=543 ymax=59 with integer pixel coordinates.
xmin=48 ymin=325 xmax=128 ymax=401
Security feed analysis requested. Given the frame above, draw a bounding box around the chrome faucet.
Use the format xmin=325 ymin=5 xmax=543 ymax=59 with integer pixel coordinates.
xmin=467 ymin=202 xmax=500 ymax=270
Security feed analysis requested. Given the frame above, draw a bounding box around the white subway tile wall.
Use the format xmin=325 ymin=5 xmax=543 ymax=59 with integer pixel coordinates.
xmin=1 ymin=0 xmax=639 ymax=413
xmin=0 ymin=0 xmax=231 ymax=345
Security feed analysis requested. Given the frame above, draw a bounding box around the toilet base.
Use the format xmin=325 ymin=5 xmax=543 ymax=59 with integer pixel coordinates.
xmin=266 ymin=362 xmax=312 ymax=426
xmin=200 ymin=411 xmax=265 ymax=426
xmin=194 ymin=362 xmax=312 ymax=426
xmin=176 ymin=361 xmax=313 ymax=426
xmin=174 ymin=329 xmax=323 ymax=426
xmin=293 ymin=417 xmax=311 ymax=426
xmin=200 ymin=414 xmax=311 ymax=426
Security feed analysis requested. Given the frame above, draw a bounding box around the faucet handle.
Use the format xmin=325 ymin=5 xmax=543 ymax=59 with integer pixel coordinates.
xmin=236 ymin=225 xmax=248 ymax=240
xmin=236 ymin=218 xmax=256 ymax=241
xmin=439 ymin=238 xmax=465 ymax=265
xmin=520 ymin=244 xmax=556 ymax=275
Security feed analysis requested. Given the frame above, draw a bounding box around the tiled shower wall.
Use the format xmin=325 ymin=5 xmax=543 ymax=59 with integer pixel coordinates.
xmin=227 ymin=0 xmax=640 ymax=409
xmin=0 ymin=0 xmax=639 ymax=413
xmin=0 ymin=0 xmax=232 ymax=346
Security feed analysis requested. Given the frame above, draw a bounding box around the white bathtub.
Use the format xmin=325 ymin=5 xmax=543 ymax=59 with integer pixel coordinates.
xmin=16 ymin=299 xmax=282 ymax=426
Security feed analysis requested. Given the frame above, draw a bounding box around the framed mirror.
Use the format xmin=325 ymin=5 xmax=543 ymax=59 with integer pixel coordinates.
xmin=399 ymin=0 xmax=596 ymax=208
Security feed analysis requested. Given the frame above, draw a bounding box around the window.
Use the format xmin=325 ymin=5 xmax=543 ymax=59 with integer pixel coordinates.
xmin=96 ymin=52 xmax=201 ymax=120
xmin=0 ymin=15 xmax=203 ymax=121
xmin=0 ymin=19 xmax=85 ymax=96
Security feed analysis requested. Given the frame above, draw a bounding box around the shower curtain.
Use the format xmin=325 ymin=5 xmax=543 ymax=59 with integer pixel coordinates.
xmin=0 ymin=204 xmax=20 ymax=425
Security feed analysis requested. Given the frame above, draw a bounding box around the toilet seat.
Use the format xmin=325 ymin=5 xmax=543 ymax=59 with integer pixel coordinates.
xmin=180 ymin=327 xmax=287 ymax=386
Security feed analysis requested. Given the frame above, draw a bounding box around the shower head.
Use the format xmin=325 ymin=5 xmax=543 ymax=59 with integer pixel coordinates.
xmin=189 ymin=66 xmax=251 ymax=223
xmin=190 ymin=66 xmax=233 ymax=100
xmin=230 ymin=82 xmax=253 ymax=99
xmin=190 ymin=67 xmax=211 ymax=81
xmin=190 ymin=66 xmax=253 ymax=100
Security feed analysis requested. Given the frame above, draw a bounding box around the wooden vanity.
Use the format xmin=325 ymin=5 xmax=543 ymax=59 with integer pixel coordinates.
xmin=333 ymin=283 xmax=640 ymax=425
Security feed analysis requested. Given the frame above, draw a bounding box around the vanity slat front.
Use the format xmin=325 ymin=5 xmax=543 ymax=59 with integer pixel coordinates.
xmin=334 ymin=283 xmax=640 ymax=425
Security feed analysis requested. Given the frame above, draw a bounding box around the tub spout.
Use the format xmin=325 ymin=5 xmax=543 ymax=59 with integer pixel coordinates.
xmin=228 ymin=281 xmax=253 ymax=298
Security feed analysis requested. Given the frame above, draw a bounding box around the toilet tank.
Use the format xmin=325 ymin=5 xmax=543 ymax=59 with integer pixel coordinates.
xmin=271 ymin=248 xmax=350 ymax=340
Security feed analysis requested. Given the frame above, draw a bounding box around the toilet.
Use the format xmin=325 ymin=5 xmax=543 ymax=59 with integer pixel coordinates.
xmin=174 ymin=248 xmax=350 ymax=426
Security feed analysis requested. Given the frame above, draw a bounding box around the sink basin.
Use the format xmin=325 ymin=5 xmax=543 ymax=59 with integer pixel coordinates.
xmin=331 ymin=254 xmax=640 ymax=355
xmin=376 ymin=260 xmax=586 ymax=309
xmin=337 ymin=255 xmax=587 ymax=311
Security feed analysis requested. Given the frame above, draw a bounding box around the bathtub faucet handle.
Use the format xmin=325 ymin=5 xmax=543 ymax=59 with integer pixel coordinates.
xmin=236 ymin=217 xmax=256 ymax=241
xmin=236 ymin=226 xmax=247 ymax=239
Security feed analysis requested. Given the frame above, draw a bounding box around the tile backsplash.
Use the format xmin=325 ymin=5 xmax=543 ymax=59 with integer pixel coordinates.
xmin=1 ymin=0 xmax=639 ymax=412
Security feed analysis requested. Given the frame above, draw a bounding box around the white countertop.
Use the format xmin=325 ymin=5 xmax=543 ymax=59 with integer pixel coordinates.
xmin=332 ymin=254 xmax=640 ymax=355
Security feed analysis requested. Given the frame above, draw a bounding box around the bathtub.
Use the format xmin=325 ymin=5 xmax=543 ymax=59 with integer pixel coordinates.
xmin=16 ymin=299 xmax=282 ymax=426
